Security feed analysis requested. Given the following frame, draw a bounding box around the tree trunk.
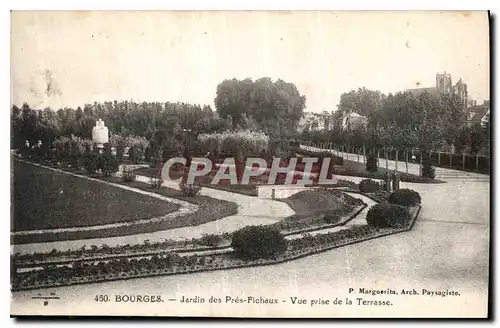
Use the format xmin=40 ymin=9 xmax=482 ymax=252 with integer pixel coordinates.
xmin=385 ymin=148 xmax=388 ymax=171
xmin=419 ymin=151 xmax=423 ymax=176
xmin=405 ymin=150 xmax=408 ymax=174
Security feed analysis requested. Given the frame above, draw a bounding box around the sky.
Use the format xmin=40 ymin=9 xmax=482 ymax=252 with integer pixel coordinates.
xmin=10 ymin=11 xmax=490 ymax=113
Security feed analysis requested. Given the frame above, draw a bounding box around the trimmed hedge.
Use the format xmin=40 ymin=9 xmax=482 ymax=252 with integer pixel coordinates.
xmin=359 ymin=179 xmax=380 ymax=193
xmin=388 ymin=189 xmax=421 ymax=207
xmin=366 ymin=203 xmax=411 ymax=228
xmin=421 ymin=159 xmax=436 ymax=179
xmin=366 ymin=153 xmax=378 ymax=172
xmin=231 ymin=225 xmax=287 ymax=260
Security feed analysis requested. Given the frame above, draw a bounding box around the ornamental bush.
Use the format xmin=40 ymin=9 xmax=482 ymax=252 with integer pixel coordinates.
xmin=149 ymin=176 xmax=163 ymax=188
xmin=388 ymin=188 xmax=421 ymax=207
xmin=82 ymin=151 xmax=100 ymax=174
xmin=231 ymin=225 xmax=287 ymax=260
xmin=197 ymin=130 xmax=269 ymax=157
xmin=366 ymin=153 xmax=378 ymax=172
xmin=421 ymin=159 xmax=436 ymax=179
xmin=365 ymin=203 xmax=411 ymax=229
xmin=198 ymin=234 xmax=224 ymax=247
xmin=98 ymin=153 xmax=120 ymax=176
xmin=359 ymin=178 xmax=380 ymax=193
xmin=122 ymin=165 xmax=137 ymax=182
xmin=179 ymin=182 xmax=202 ymax=197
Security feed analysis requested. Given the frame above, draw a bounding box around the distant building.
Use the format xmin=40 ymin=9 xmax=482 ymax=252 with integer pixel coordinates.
xmin=463 ymin=101 xmax=490 ymax=128
xmin=298 ymin=111 xmax=332 ymax=132
xmin=468 ymin=99 xmax=478 ymax=108
xmin=341 ymin=112 xmax=368 ymax=130
xmin=406 ymin=71 xmax=468 ymax=111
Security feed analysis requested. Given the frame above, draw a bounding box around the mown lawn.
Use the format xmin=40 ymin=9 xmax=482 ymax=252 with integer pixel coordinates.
xmin=12 ymin=160 xmax=180 ymax=232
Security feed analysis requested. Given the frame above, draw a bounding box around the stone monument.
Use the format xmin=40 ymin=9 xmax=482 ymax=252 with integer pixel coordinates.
xmin=92 ymin=119 xmax=109 ymax=153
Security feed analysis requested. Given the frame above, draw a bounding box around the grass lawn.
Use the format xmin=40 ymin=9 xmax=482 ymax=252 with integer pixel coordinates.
xmin=12 ymin=160 xmax=180 ymax=231
xmin=102 ymin=176 xmax=239 ymax=226
xmin=281 ymin=190 xmax=344 ymax=216
xmin=12 ymin=160 xmax=238 ymax=244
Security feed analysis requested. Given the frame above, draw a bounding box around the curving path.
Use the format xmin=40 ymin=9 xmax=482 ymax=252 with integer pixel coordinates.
xmin=301 ymin=145 xmax=490 ymax=182
xmin=11 ymin=163 xmax=295 ymax=255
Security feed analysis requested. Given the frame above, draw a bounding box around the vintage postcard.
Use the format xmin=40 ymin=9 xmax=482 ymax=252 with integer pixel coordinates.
xmin=10 ymin=10 xmax=490 ymax=318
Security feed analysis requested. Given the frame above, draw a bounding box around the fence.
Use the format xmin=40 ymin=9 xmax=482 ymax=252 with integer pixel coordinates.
xmin=300 ymin=141 xmax=490 ymax=175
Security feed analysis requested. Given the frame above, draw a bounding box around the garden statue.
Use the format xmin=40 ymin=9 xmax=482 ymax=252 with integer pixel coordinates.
xmin=384 ymin=171 xmax=392 ymax=192
xmin=391 ymin=170 xmax=400 ymax=191
xmin=111 ymin=147 xmax=117 ymax=156
xmin=92 ymin=119 xmax=109 ymax=153
xmin=25 ymin=140 xmax=29 ymax=148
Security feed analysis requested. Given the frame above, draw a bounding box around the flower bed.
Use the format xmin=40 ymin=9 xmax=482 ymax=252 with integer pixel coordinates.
xmin=13 ymin=189 xmax=363 ymax=268
xmin=12 ymin=205 xmax=421 ymax=291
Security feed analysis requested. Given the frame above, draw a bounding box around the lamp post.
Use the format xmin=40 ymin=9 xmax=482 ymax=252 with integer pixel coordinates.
xmin=92 ymin=119 xmax=109 ymax=154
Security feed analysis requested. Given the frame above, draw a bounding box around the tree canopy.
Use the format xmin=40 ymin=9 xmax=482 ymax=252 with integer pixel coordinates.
xmin=214 ymin=77 xmax=306 ymax=138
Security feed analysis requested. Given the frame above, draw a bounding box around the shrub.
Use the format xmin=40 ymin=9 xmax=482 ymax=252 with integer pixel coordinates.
xmin=359 ymin=179 xmax=380 ymax=193
xmin=149 ymin=177 xmax=163 ymax=188
xmin=388 ymin=188 xmax=421 ymax=207
xmin=198 ymin=234 xmax=223 ymax=247
xmin=144 ymin=147 xmax=153 ymax=163
xmin=365 ymin=203 xmax=411 ymax=228
xmin=99 ymin=153 xmax=120 ymax=176
xmin=366 ymin=153 xmax=378 ymax=172
xmin=197 ymin=130 xmax=269 ymax=157
xmin=231 ymin=225 xmax=287 ymax=260
xmin=150 ymin=156 xmax=163 ymax=169
xmin=122 ymin=165 xmax=137 ymax=182
xmin=421 ymin=159 xmax=436 ymax=179
xmin=128 ymin=146 xmax=137 ymax=163
xmin=179 ymin=182 xmax=202 ymax=197
xmin=82 ymin=151 xmax=100 ymax=174
xmin=334 ymin=179 xmax=357 ymax=188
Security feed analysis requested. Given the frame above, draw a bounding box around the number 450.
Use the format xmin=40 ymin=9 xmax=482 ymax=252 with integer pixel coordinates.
xmin=94 ymin=295 xmax=110 ymax=302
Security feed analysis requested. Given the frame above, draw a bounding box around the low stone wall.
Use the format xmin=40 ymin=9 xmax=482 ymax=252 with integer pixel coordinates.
xmin=256 ymin=184 xmax=315 ymax=199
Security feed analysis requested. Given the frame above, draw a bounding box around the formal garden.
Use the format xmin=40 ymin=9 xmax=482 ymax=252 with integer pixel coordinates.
xmin=12 ymin=185 xmax=422 ymax=291
xmin=16 ymin=78 xmax=491 ymax=290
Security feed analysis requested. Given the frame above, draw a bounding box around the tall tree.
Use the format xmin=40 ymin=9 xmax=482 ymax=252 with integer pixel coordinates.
xmin=337 ymin=87 xmax=386 ymax=117
xmin=214 ymin=77 xmax=306 ymax=138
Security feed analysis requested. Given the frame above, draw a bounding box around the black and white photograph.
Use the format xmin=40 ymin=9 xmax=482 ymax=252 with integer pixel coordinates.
xmin=9 ymin=10 xmax=490 ymax=318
